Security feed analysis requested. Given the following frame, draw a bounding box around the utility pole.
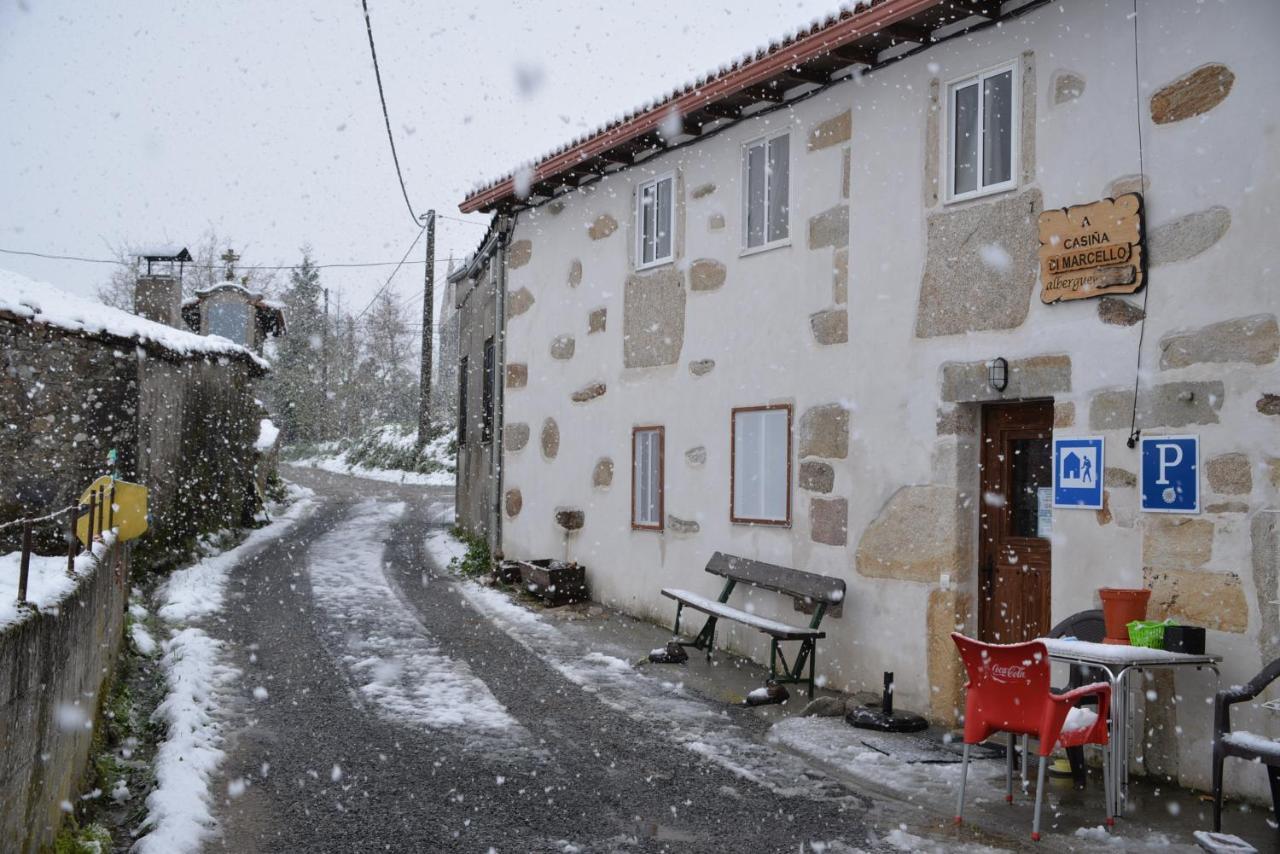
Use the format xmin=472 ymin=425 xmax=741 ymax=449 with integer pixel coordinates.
xmin=322 ymin=287 xmax=330 ymax=441
xmin=417 ymin=210 xmax=436 ymax=449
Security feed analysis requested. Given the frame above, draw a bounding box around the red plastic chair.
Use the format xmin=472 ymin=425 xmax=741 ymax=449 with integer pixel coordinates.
xmin=951 ymin=633 xmax=1112 ymax=841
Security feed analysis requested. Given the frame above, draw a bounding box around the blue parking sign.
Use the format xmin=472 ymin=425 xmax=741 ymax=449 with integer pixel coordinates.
xmin=1053 ymin=436 xmax=1105 ymax=509
xmin=1140 ymin=435 xmax=1199 ymax=514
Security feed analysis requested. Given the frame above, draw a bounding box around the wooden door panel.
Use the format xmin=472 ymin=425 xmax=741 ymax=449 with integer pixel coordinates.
xmin=979 ymin=401 xmax=1053 ymax=643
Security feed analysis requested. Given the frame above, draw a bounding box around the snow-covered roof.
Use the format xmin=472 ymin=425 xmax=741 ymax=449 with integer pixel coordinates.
xmin=0 ymin=268 xmax=269 ymax=370
xmin=136 ymin=246 xmax=192 ymax=261
xmin=194 ymin=281 xmax=265 ymax=300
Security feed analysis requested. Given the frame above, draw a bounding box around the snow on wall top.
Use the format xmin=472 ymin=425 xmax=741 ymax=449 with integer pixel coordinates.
xmin=0 ymin=268 xmax=269 ymax=370
xmin=461 ymin=0 xmax=883 ymax=207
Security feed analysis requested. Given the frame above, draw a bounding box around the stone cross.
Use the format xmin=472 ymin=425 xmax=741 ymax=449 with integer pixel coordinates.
xmin=220 ymin=248 xmax=240 ymax=281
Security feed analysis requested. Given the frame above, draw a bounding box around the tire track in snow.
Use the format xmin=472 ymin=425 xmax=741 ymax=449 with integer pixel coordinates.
xmin=308 ymin=500 xmax=528 ymax=749
xmin=446 ymin=567 xmax=852 ymax=803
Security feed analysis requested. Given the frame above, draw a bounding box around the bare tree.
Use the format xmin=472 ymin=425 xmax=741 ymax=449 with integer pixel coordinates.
xmin=96 ymin=229 xmax=282 ymax=311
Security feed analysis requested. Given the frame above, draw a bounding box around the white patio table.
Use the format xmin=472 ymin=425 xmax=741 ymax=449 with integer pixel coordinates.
xmin=1037 ymin=637 xmax=1222 ymax=817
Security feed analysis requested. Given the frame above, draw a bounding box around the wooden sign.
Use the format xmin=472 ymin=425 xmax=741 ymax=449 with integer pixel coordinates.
xmin=1038 ymin=193 xmax=1145 ymax=303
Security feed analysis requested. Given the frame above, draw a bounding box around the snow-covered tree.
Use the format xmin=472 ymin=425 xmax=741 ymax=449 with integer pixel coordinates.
xmin=270 ymin=249 xmax=328 ymax=443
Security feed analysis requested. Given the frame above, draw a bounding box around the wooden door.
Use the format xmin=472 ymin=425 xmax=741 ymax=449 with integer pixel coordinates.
xmin=978 ymin=400 xmax=1054 ymax=643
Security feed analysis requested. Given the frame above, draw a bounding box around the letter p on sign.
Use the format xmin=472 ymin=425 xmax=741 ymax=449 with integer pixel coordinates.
xmin=1140 ymin=435 xmax=1199 ymax=514
xmin=1155 ymin=443 xmax=1183 ymax=485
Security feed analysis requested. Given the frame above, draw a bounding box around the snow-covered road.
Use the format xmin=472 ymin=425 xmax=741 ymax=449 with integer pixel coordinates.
xmin=196 ymin=466 xmax=1003 ymax=853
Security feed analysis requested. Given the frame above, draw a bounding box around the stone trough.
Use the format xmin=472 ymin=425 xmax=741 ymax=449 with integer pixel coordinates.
xmin=514 ymin=559 xmax=589 ymax=607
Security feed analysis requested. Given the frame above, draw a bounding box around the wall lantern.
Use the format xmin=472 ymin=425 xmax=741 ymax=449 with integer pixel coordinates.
xmin=987 ymin=357 xmax=1009 ymax=392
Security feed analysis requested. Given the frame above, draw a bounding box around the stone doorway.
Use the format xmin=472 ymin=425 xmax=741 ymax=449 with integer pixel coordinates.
xmin=977 ymin=399 xmax=1054 ymax=643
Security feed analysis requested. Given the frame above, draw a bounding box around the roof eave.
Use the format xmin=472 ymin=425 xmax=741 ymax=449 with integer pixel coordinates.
xmin=459 ymin=0 xmax=944 ymax=214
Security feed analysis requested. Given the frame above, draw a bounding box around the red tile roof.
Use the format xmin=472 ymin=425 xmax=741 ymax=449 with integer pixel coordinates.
xmin=460 ymin=0 xmax=956 ymax=213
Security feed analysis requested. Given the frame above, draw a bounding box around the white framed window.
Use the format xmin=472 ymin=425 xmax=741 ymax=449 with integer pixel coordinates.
xmin=632 ymin=426 xmax=664 ymax=530
xmin=946 ymin=62 xmax=1018 ymax=203
xmin=635 ymin=173 xmax=675 ymax=269
xmin=731 ymin=404 xmax=791 ymax=525
xmin=742 ymin=131 xmax=790 ymax=252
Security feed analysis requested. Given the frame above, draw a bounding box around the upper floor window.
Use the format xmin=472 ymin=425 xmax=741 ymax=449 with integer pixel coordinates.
xmin=731 ymin=404 xmax=791 ymax=526
xmin=743 ymin=132 xmax=790 ymax=250
xmin=632 ymin=426 xmax=664 ymax=531
xmin=636 ymin=173 xmax=674 ymax=269
xmin=948 ymin=62 xmax=1017 ymax=202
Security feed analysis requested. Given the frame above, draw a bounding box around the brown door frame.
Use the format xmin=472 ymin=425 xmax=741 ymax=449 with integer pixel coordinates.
xmin=978 ymin=398 xmax=1054 ymax=643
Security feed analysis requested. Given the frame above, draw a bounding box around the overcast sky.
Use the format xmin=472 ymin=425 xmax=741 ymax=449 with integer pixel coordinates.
xmin=0 ymin=0 xmax=839 ymax=317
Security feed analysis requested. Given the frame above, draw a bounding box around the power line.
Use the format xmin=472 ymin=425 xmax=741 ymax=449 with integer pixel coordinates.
xmin=361 ymin=0 xmax=426 ymax=228
xmin=436 ymin=212 xmax=490 ymax=228
xmin=352 ymin=223 xmax=427 ymax=322
xmin=1125 ymin=0 xmax=1152 ymax=449
xmin=0 ymin=246 xmax=458 ymax=270
xmin=0 ymin=248 xmax=121 ymax=266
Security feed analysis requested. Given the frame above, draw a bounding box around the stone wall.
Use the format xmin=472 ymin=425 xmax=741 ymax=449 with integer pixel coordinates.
xmin=1 ymin=316 xmax=140 ymax=551
xmin=0 ymin=542 xmax=127 ymax=853
xmin=453 ymin=247 xmax=500 ymax=548
xmin=0 ymin=314 xmax=265 ymax=564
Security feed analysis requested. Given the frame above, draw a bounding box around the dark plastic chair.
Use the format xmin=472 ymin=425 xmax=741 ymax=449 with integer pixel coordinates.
xmin=1048 ymin=609 xmax=1107 ymax=789
xmin=1212 ymin=657 xmax=1280 ymax=832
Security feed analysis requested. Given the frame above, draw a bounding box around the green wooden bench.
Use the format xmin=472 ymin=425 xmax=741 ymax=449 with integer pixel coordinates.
xmin=660 ymin=551 xmax=846 ymax=698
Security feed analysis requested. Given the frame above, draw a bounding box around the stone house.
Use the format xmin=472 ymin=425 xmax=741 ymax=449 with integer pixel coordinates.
xmin=0 ymin=268 xmax=270 ymax=562
xmin=448 ymin=222 xmax=505 ymax=548
xmin=433 ymin=271 xmax=461 ymax=423
xmin=453 ymin=0 xmax=1280 ymax=800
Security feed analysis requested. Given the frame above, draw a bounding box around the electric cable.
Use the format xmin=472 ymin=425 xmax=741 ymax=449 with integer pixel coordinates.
xmin=0 ymin=246 xmax=456 ymax=271
xmin=352 ymin=222 xmax=427 ymax=322
xmin=361 ymin=0 xmax=427 ymax=228
xmin=1125 ymin=0 xmax=1151 ymax=449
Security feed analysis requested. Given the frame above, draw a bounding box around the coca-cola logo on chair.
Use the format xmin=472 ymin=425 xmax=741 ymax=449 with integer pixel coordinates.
xmin=989 ymin=663 xmax=1029 ymax=683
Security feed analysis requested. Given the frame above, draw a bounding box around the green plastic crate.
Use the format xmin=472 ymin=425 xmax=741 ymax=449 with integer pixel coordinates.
xmin=1127 ymin=619 xmax=1175 ymax=649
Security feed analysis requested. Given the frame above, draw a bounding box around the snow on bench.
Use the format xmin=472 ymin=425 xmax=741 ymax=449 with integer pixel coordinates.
xmin=1222 ymin=731 xmax=1280 ymax=762
xmin=652 ymin=552 xmax=845 ymax=699
xmin=660 ymin=588 xmax=824 ymax=640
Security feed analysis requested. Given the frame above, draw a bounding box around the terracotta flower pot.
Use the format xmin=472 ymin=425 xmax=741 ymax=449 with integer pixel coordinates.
xmin=1098 ymin=588 xmax=1151 ymax=645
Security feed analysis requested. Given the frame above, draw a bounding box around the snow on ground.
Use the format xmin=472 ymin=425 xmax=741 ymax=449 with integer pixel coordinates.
xmin=158 ymin=483 xmax=316 ymax=622
xmin=881 ymin=827 xmax=1005 ymax=853
xmin=0 ymin=530 xmax=117 ymax=629
xmin=135 ymin=483 xmax=316 ymax=852
xmin=133 ymin=627 xmax=241 ymax=854
xmin=290 ymin=453 xmax=454 ymax=486
xmin=130 ymin=621 xmax=157 ymax=656
xmin=287 ymin=423 xmax=455 ymax=486
xmin=255 ymin=417 xmax=279 ymax=452
xmin=0 ymin=267 xmax=268 ymax=369
xmin=768 ymin=716 xmax=1003 ymax=801
xmin=771 ymin=716 xmax=1202 ymax=851
xmin=424 ymin=527 xmax=467 ymax=566
xmin=308 ymin=500 xmax=525 ymax=745
xmin=429 ymin=534 xmax=847 ymax=802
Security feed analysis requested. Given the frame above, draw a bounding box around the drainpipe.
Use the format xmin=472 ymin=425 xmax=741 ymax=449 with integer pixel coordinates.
xmin=491 ymin=212 xmax=516 ymax=559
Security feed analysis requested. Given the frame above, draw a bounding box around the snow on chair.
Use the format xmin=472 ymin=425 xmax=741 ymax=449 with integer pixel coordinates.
xmin=951 ymin=633 xmax=1112 ymax=842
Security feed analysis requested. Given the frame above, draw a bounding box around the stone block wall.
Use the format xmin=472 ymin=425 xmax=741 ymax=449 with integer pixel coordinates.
xmin=492 ymin=0 xmax=1280 ymax=804
xmin=134 ymin=356 xmax=262 ymax=565
xmin=0 ymin=318 xmax=139 ymax=551
xmin=453 ymin=247 xmax=500 ymax=548
xmin=1 ymin=315 xmax=264 ymax=564
xmin=0 ymin=542 xmax=127 ymax=853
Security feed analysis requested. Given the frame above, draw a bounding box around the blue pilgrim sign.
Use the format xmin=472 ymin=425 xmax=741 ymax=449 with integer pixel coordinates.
xmin=1140 ymin=435 xmax=1200 ymax=514
xmin=1053 ymin=436 xmax=1105 ymax=509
